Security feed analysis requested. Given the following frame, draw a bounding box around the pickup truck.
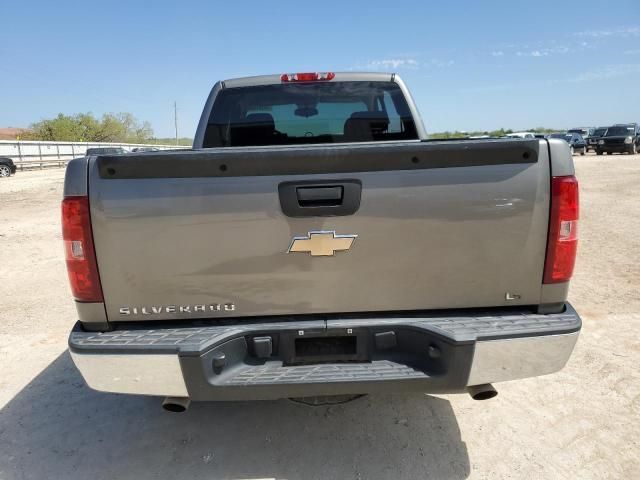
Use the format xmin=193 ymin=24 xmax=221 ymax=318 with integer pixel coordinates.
xmin=64 ymin=72 xmax=581 ymax=411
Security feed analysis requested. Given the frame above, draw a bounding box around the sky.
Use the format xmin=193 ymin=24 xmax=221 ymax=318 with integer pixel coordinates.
xmin=1 ymin=0 xmax=639 ymax=137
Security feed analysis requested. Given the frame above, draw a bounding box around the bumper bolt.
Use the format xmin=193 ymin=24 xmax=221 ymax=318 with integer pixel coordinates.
xmin=212 ymin=352 xmax=226 ymax=371
xmin=428 ymin=344 xmax=441 ymax=359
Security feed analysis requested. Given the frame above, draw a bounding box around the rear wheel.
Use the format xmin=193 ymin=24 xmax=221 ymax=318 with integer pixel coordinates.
xmin=596 ymin=150 xmax=603 ymax=155
xmin=570 ymin=146 xmax=575 ymax=156
xmin=632 ymin=144 xmax=638 ymax=155
xmin=581 ymin=147 xmax=586 ymax=156
xmin=0 ymin=165 xmax=12 ymax=177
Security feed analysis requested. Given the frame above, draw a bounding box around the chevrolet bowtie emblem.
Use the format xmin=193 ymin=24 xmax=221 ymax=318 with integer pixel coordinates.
xmin=288 ymin=231 xmax=357 ymax=256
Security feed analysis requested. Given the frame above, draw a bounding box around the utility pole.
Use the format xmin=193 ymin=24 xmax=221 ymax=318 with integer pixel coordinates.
xmin=174 ymin=101 xmax=178 ymax=145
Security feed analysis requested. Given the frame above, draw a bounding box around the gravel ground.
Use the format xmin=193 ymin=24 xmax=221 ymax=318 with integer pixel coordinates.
xmin=0 ymin=156 xmax=638 ymax=479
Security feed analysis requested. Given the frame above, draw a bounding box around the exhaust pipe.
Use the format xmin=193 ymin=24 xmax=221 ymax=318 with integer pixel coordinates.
xmin=162 ymin=396 xmax=191 ymax=412
xmin=467 ymin=384 xmax=498 ymax=401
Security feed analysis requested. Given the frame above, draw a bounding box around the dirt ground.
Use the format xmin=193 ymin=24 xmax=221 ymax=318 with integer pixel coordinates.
xmin=1 ymin=156 xmax=639 ymax=480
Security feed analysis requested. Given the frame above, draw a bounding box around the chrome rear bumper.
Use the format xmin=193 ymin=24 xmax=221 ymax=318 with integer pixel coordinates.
xmin=69 ymin=305 xmax=581 ymax=400
xmin=467 ymin=332 xmax=578 ymax=385
xmin=70 ymin=352 xmax=188 ymax=397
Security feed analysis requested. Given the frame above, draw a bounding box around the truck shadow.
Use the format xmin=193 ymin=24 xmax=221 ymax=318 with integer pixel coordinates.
xmin=0 ymin=351 xmax=470 ymax=480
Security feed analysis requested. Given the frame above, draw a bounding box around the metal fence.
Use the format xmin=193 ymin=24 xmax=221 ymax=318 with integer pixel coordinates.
xmin=0 ymin=140 xmax=186 ymax=170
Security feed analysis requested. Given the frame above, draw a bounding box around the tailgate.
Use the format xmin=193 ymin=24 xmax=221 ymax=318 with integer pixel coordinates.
xmin=89 ymin=139 xmax=550 ymax=322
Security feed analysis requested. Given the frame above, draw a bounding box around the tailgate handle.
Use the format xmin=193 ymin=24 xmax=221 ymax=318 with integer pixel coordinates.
xmin=296 ymin=186 xmax=343 ymax=207
xmin=278 ymin=180 xmax=362 ymax=217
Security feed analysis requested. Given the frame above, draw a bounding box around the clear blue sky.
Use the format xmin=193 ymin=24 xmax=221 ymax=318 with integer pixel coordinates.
xmin=1 ymin=0 xmax=639 ymax=137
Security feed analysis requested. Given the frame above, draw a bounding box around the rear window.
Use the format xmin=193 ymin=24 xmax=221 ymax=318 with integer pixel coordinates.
xmin=203 ymin=81 xmax=418 ymax=148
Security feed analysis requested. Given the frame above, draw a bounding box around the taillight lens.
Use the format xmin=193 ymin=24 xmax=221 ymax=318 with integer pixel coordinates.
xmin=543 ymin=175 xmax=579 ymax=284
xmin=280 ymin=72 xmax=335 ymax=82
xmin=62 ymin=196 xmax=104 ymax=302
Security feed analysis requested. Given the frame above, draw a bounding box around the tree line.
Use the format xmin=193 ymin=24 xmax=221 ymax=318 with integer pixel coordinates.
xmin=20 ymin=112 xmax=191 ymax=145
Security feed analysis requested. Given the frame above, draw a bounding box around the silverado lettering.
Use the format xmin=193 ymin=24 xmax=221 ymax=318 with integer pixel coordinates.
xmin=119 ymin=304 xmax=236 ymax=315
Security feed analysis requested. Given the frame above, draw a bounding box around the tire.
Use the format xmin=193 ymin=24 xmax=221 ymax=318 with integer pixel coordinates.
xmin=570 ymin=146 xmax=575 ymax=156
xmin=0 ymin=165 xmax=12 ymax=177
xmin=596 ymin=150 xmax=603 ymax=156
xmin=632 ymin=143 xmax=638 ymax=155
xmin=580 ymin=147 xmax=586 ymax=156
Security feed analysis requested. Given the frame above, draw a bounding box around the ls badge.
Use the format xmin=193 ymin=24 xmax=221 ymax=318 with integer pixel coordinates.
xmin=288 ymin=231 xmax=357 ymax=257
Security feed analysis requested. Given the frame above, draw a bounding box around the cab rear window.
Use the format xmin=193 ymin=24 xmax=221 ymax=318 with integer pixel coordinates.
xmin=202 ymin=81 xmax=418 ymax=147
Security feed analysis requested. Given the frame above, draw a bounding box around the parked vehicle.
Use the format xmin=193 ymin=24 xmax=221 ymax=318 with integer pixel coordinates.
xmin=0 ymin=157 xmax=17 ymax=177
xmin=131 ymin=147 xmax=160 ymax=152
xmin=568 ymin=127 xmax=594 ymax=144
xmin=64 ymin=72 xmax=581 ymax=410
xmin=549 ymin=132 xmax=587 ymax=155
xmin=85 ymin=147 xmax=128 ymax=156
xmin=596 ymin=124 xmax=640 ymax=155
xmin=587 ymin=127 xmax=607 ymax=152
xmin=506 ymin=131 xmax=536 ymax=139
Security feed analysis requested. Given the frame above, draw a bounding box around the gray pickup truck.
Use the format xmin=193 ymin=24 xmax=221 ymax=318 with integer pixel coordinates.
xmin=64 ymin=72 xmax=581 ymax=411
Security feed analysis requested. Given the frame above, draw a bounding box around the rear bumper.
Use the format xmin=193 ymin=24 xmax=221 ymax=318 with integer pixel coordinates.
xmin=69 ymin=305 xmax=581 ymax=400
xmin=598 ymin=144 xmax=633 ymax=153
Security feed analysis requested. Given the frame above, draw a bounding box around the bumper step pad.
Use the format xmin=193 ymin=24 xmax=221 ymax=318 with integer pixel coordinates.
xmin=224 ymin=360 xmax=427 ymax=386
xmin=69 ymin=306 xmax=580 ymax=355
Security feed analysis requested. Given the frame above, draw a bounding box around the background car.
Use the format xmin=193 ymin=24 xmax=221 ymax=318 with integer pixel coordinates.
xmin=596 ymin=124 xmax=639 ymax=155
xmin=85 ymin=147 xmax=128 ymax=156
xmin=587 ymin=127 xmax=607 ymax=152
xmin=568 ymin=127 xmax=595 ymax=146
xmin=131 ymin=147 xmax=160 ymax=152
xmin=549 ymin=132 xmax=587 ymax=155
xmin=505 ymin=131 xmax=536 ymax=139
xmin=0 ymin=157 xmax=17 ymax=178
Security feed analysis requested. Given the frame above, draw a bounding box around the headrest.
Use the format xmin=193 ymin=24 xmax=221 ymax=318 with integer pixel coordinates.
xmin=242 ymin=113 xmax=275 ymax=128
xmin=343 ymin=111 xmax=390 ymax=141
xmin=349 ymin=111 xmax=390 ymax=122
xmin=229 ymin=112 xmax=276 ymax=146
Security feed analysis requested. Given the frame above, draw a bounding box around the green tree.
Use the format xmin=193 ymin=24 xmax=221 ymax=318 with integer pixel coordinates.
xmin=76 ymin=113 xmax=102 ymax=141
xmin=29 ymin=113 xmax=83 ymax=141
xmin=26 ymin=112 xmax=155 ymax=143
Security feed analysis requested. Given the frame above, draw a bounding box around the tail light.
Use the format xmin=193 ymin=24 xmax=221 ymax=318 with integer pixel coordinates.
xmin=62 ymin=196 xmax=104 ymax=302
xmin=543 ymin=175 xmax=579 ymax=284
xmin=280 ymin=72 xmax=335 ymax=82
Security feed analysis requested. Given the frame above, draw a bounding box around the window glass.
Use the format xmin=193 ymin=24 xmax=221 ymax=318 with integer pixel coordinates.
xmin=203 ymin=81 xmax=418 ymax=147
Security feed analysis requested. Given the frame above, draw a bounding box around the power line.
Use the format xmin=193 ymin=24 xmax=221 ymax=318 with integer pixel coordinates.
xmin=174 ymin=101 xmax=178 ymax=145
